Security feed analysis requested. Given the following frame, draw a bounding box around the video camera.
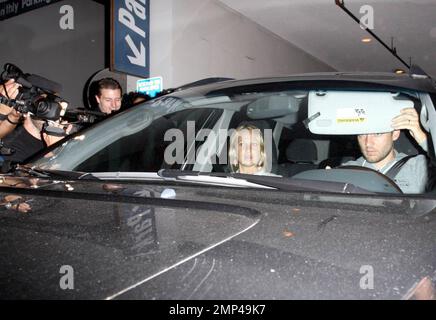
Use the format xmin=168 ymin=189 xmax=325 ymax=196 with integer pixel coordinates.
xmin=64 ymin=109 xmax=105 ymax=123
xmin=0 ymin=63 xmax=64 ymax=121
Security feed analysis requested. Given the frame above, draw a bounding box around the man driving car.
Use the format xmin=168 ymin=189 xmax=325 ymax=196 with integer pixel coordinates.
xmin=343 ymin=107 xmax=429 ymax=193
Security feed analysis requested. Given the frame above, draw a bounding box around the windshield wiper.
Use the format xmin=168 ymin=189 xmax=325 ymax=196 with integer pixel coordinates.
xmin=88 ymin=170 xmax=274 ymax=189
xmin=11 ymin=165 xmax=97 ymax=181
xmin=158 ymin=169 xmax=226 ymax=179
xmin=157 ymin=169 xmax=281 ymax=190
xmin=158 ymin=169 xmax=376 ymax=193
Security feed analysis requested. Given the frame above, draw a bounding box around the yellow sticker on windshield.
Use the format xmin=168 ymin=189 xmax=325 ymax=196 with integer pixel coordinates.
xmin=336 ymin=108 xmax=367 ymax=124
xmin=337 ymin=118 xmax=366 ymax=123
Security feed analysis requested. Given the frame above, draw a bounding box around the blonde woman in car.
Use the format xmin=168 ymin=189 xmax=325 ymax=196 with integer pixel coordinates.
xmin=229 ymin=124 xmax=278 ymax=176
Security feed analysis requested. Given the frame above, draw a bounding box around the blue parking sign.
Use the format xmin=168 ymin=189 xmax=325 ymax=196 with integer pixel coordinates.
xmin=111 ymin=0 xmax=150 ymax=78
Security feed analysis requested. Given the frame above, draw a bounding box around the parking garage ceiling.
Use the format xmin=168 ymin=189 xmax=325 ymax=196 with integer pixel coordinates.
xmin=219 ymin=0 xmax=436 ymax=76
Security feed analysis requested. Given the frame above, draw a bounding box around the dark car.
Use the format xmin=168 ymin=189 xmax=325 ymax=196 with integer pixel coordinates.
xmin=0 ymin=72 xmax=435 ymax=299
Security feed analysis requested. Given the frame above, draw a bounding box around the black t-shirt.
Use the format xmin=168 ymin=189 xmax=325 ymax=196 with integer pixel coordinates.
xmin=1 ymin=125 xmax=45 ymax=163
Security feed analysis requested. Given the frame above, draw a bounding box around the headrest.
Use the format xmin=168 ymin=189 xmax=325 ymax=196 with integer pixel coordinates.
xmin=286 ymin=139 xmax=317 ymax=163
xmin=238 ymin=120 xmax=272 ymax=132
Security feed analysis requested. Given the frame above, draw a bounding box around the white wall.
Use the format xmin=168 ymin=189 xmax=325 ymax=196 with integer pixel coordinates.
xmin=0 ymin=0 xmax=335 ymax=96
xmin=138 ymin=0 xmax=335 ymax=90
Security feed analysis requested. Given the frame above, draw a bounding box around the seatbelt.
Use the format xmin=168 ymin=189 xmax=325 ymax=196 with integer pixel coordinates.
xmin=385 ymin=154 xmax=416 ymax=180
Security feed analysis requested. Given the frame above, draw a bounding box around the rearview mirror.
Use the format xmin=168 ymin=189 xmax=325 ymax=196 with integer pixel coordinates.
xmin=247 ymin=95 xmax=299 ymax=119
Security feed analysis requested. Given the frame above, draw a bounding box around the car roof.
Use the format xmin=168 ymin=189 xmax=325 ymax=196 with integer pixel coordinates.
xmin=174 ymin=72 xmax=436 ymax=96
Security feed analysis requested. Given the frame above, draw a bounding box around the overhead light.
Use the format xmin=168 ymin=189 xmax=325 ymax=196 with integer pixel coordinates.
xmin=361 ymin=37 xmax=372 ymax=43
xmin=394 ymin=69 xmax=406 ymax=74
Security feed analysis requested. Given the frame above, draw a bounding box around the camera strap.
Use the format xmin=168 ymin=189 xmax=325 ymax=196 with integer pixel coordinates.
xmin=1 ymin=82 xmax=10 ymax=99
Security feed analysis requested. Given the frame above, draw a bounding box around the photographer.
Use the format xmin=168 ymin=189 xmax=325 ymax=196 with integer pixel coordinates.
xmin=0 ymin=79 xmax=23 ymax=139
xmin=0 ymin=64 xmax=72 ymax=165
xmin=0 ymin=101 xmax=70 ymax=164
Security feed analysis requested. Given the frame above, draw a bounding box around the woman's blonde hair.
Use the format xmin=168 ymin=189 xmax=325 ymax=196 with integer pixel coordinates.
xmin=228 ymin=124 xmax=266 ymax=173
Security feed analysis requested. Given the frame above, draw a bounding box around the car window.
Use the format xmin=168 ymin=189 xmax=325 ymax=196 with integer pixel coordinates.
xmin=31 ymin=86 xmax=436 ymax=195
xmin=74 ymin=108 xmax=223 ymax=172
xmin=277 ymin=125 xmax=361 ymax=175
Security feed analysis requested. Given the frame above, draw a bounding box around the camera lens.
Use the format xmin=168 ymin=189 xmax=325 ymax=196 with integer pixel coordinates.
xmin=36 ymin=100 xmax=49 ymax=112
xmin=35 ymin=99 xmax=62 ymax=121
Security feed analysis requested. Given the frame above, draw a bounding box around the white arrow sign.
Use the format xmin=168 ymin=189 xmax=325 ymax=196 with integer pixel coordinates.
xmin=125 ymin=34 xmax=146 ymax=67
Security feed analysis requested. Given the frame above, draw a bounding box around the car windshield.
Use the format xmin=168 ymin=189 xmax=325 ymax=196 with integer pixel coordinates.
xmin=30 ymin=82 xmax=436 ymax=196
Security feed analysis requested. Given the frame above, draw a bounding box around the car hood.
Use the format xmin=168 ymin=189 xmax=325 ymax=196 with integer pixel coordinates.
xmin=0 ymin=177 xmax=435 ymax=299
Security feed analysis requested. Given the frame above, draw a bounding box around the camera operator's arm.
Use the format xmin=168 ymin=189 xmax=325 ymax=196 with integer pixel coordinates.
xmin=0 ymin=80 xmax=23 ymax=138
xmin=0 ymin=79 xmax=20 ymax=115
xmin=0 ymin=79 xmax=21 ymax=108
xmin=0 ymin=108 xmax=22 ymax=138
xmin=0 ymin=79 xmax=21 ymax=97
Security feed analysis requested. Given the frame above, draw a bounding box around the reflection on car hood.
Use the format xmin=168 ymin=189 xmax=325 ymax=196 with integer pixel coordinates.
xmin=0 ymin=177 xmax=435 ymax=299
